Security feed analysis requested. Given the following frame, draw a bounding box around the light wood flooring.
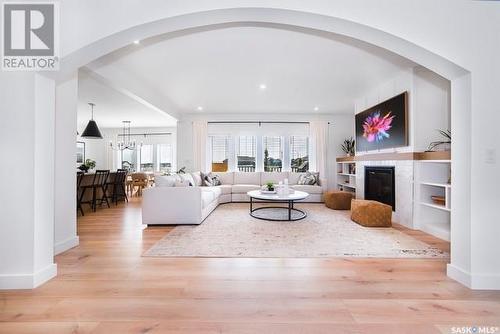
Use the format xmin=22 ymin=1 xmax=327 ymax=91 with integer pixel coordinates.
xmin=1 ymin=197 xmax=499 ymax=333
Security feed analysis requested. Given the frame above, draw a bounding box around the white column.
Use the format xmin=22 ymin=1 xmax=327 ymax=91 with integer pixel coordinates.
xmin=54 ymin=73 xmax=79 ymax=254
xmin=0 ymin=73 xmax=57 ymax=289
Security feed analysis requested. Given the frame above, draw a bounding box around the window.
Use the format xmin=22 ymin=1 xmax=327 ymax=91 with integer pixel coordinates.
xmin=121 ymin=148 xmax=137 ymax=172
xmin=237 ymin=136 xmax=256 ymax=172
xmin=263 ymin=136 xmax=283 ymax=172
xmin=290 ymin=136 xmax=309 ymax=172
xmin=211 ymin=135 xmax=229 ymax=172
xmin=139 ymin=144 xmax=154 ymax=172
xmin=158 ymin=144 xmax=172 ymax=173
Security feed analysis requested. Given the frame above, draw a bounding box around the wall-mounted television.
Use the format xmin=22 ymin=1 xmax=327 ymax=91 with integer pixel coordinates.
xmin=355 ymin=92 xmax=408 ymax=152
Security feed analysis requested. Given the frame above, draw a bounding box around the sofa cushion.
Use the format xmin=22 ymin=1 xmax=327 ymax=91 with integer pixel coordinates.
xmin=291 ymin=184 xmax=323 ymax=194
xmin=200 ymin=187 xmax=222 ymax=208
xmin=288 ymin=172 xmax=302 ymax=185
xmin=216 ymin=184 xmax=232 ymax=195
xmin=212 ymin=172 xmax=234 ymax=185
xmin=261 ymin=172 xmax=289 ymax=185
xmin=231 ymin=184 xmax=261 ymax=194
xmin=234 ymin=172 xmax=260 ymax=185
xmin=175 ymin=180 xmax=191 ymax=187
xmin=179 ymin=173 xmax=195 ymax=186
xmin=155 ymin=174 xmax=179 ymax=187
xmin=201 ymin=186 xmax=222 ymax=198
xmin=201 ymin=191 xmax=215 ymax=208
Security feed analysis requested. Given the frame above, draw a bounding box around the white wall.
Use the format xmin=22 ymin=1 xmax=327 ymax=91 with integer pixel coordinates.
xmin=354 ymin=67 xmax=450 ymax=154
xmin=0 ymin=73 xmax=57 ymax=288
xmin=55 ymin=75 xmax=80 ymax=255
xmin=413 ymin=68 xmax=451 ymax=151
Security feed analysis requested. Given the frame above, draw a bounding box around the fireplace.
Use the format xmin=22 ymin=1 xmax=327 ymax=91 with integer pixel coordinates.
xmin=364 ymin=166 xmax=395 ymax=211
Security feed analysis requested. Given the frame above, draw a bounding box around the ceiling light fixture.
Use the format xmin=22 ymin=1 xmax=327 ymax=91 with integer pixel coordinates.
xmin=197 ymin=106 xmax=203 ymax=111
xmin=259 ymin=84 xmax=267 ymax=90
xmin=109 ymin=121 xmax=140 ymax=151
xmin=314 ymin=106 xmax=319 ymax=111
xmin=133 ymin=40 xmax=140 ymax=44
xmin=81 ymin=103 xmax=103 ymax=139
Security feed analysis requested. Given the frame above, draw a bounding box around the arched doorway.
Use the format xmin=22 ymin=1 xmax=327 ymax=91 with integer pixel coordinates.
xmin=52 ymin=8 xmax=471 ymax=287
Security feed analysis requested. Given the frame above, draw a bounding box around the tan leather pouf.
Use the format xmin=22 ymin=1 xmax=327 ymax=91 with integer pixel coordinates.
xmin=350 ymin=199 xmax=392 ymax=227
xmin=324 ymin=191 xmax=354 ymax=210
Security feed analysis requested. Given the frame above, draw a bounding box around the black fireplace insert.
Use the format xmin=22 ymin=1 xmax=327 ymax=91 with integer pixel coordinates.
xmin=364 ymin=166 xmax=395 ymax=211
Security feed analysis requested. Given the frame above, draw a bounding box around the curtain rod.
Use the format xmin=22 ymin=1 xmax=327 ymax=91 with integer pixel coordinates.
xmin=207 ymin=121 xmax=330 ymax=125
xmin=117 ymin=132 xmax=172 ymax=137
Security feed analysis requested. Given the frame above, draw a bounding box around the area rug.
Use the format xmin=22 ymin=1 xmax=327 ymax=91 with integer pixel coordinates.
xmin=144 ymin=203 xmax=448 ymax=258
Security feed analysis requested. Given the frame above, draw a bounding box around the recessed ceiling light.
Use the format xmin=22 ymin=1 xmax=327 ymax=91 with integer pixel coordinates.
xmin=314 ymin=106 xmax=319 ymax=111
xmin=197 ymin=106 xmax=203 ymax=111
xmin=259 ymin=84 xmax=267 ymax=90
xmin=133 ymin=40 xmax=140 ymax=45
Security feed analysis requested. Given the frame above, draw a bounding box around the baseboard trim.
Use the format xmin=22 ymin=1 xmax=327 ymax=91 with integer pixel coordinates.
xmin=54 ymin=235 xmax=79 ymax=255
xmin=0 ymin=263 xmax=57 ymax=290
xmin=447 ymin=264 xmax=500 ymax=290
xmin=447 ymin=263 xmax=472 ymax=288
xmin=470 ymin=272 xmax=500 ymax=290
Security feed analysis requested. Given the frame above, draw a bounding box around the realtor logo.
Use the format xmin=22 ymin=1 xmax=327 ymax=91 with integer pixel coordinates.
xmin=2 ymin=2 xmax=59 ymax=71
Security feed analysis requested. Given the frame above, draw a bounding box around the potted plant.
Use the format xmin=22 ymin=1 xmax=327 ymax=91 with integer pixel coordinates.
xmin=341 ymin=137 xmax=355 ymax=156
xmin=426 ymin=129 xmax=451 ymax=152
xmin=77 ymin=164 xmax=89 ymax=173
xmin=265 ymin=181 xmax=275 ymax=192
xmin=85 ymin=159 xmax=96 ymax=171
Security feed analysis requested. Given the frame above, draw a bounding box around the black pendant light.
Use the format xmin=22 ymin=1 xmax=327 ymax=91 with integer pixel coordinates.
xmin=81 ymin=103 xmax=103 ymax=139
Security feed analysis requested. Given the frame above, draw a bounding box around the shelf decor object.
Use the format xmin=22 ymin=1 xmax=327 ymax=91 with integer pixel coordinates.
xmin=341 ymin=137 xmax=355 ymax=156
xmin=431 ymin=195 xmax=445 ymax=206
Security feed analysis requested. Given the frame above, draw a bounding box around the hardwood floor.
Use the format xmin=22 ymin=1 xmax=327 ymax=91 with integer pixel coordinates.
xmin=1 ymin=198 xmax=499 ymax=333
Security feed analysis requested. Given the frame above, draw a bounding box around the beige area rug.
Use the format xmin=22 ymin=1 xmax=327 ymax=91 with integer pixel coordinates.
xmin=144 ymin=203 xmax=448 ymax=258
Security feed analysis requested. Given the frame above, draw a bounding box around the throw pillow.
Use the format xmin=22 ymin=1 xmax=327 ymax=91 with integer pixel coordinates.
xmin=202 ymin=172 xmax=221 ymax=186
xmin=190 ymin=171 xmax=203 ymax=186
xmin=211 ymin=175 xmax=222 ymax=186
xmin=297 ymin=171 xmax=319 ymax=185
xmin=201 ymin=172 xmax=212 ymax=186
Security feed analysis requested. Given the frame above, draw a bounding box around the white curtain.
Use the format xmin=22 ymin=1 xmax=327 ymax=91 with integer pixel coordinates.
xmin=192 ymin=120 xmax=208 ymax=172
xmin=309 ymin=121 xmax=328 ymax=177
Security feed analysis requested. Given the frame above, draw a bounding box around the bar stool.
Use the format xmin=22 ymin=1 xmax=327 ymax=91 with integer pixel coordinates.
xmin=77 ymin=171 xmax=85 ymax=216
xmin=107 ymin=169 xmax=128 ymax=205
xmin=80 ymin=170 xmax=110 ymax=212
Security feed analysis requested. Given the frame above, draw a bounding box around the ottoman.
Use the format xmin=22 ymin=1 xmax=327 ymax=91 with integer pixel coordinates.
xmin=324 ymin=191 xmax=354 ymax=210
xmin=351 ymin=199 xmax=392 ymax=227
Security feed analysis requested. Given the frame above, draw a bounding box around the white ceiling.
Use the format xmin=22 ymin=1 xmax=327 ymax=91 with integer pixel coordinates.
xmin=86 ymin=25 xmax=416 ymax=116
xmin=77 ymin=70 xmax=177 ymax=129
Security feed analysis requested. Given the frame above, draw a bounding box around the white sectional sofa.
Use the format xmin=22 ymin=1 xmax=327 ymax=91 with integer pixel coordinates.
xmin=142 ymin=171 xmax=327 ymax=225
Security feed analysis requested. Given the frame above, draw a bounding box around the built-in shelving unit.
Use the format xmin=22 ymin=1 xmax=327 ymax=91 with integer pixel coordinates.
xmin=336 ymin=160 xmax=356 ymax=195
xmin=414 ymin=159 xmax=451 ymax=241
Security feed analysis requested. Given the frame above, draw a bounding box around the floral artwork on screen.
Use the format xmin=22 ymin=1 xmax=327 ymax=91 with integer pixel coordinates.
xmin=362 ymin=111 xmax=395 ymax=143
xmin=355 ymin=92 xmax=408 ymax=152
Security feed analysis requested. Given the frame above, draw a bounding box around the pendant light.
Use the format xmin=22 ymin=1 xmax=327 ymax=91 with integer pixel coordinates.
xmin=81 ymin=103 xmax=103 ymax=139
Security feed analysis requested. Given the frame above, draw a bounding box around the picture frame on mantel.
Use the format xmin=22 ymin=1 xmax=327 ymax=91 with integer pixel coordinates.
xmin=355 ymin=92 xmax=408 ymax=152
xmin=76 ymin=141 xmax=85 ymax=164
